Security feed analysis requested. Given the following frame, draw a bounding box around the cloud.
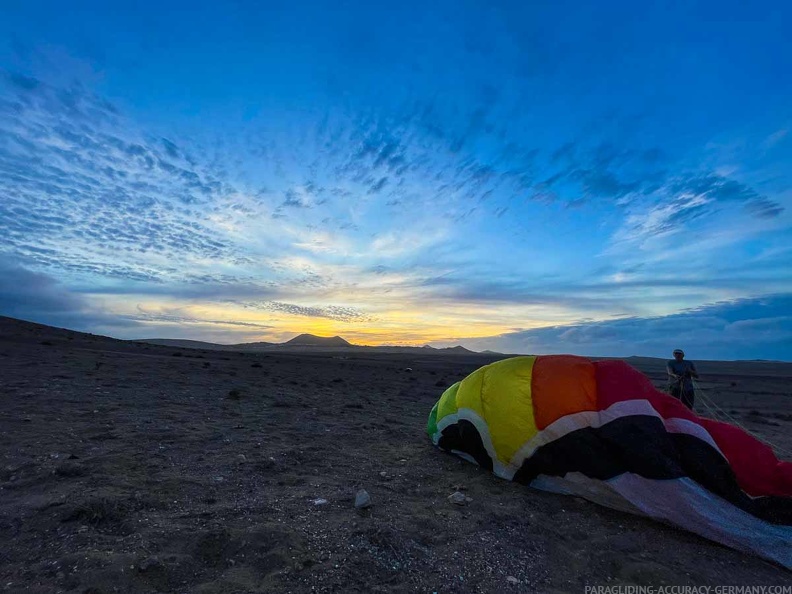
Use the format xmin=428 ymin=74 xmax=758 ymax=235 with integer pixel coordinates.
xmin=281 ymin=188 xmax=312 ymax=208
xmin=6 ymin=71 xmax=40 ymax=91
xmin=0 ymin=71 xmax=241 ymax=283
xmin=667 ymin=174 xmax=782 ymax=216
xmin=441 ymin=294 xmax=792 ymax=361
xmin=746 ymin=198 xmax=784 ymax=219
xmin=612 ymin=172 xmax=785 ymax=248
xmin=763 ymin=129 xmax=788 ymax=150
xmin=619 ymin=192 xmax=712 ymax=241
xmin=73 ymin=277 xmax=280 ymax=301
xmin=0 ymin=254 xmax=140 ymax=333
xmin=533 ymin=140 xmax=667 ymax=204
xmin=237 ymin=300 xmax=375 ymax=322
xmin=368 ymin=176 xmax=388 ymax=194
xmin=532 ymin=137 xmax=784 ymax=251
xmin=417 ymin=274 xmax=628 ymax=312
xmin=128 ymin=306 xmax=274 ymax=329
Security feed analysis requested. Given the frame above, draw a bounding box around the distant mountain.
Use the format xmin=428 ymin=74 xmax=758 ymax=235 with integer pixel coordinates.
xmin=137 ymin=338 xmax=235 ymax=350
xmin=283 ymin=333 xmax=352 ymax=347
xmin=131 ymin=334 xmax=488 ymax=354
xmin=439 ymin=345 xmax=474 ymax=354
xmin=229 ymin=341 xmax=276 ymax=349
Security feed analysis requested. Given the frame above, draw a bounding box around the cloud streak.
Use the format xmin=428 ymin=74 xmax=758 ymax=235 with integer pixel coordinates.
xmin=237 ymin=300 xmax=375 ymax=322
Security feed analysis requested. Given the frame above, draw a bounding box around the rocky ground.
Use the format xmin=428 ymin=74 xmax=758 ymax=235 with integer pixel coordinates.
xmin=1 ymin=317 xmax=790 ymax=593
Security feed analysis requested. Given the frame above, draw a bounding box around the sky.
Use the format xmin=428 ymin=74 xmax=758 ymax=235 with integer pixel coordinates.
xmin=1 ymin=0 xmax=791 ymax=360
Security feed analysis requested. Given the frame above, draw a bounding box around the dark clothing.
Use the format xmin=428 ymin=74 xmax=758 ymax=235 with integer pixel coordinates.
xmin=670 ymin=383 xmax=695 ymax=410
xmin=667 ymin=359 xmax=697 ymax=390
xmin=667 ymin=359 xmax=697 ymax=410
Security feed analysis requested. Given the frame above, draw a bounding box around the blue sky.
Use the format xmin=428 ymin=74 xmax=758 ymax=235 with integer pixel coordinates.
xmin=1 ymin=0 xmax=791 ymax=359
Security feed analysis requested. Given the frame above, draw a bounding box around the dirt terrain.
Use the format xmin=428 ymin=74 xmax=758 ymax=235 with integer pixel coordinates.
xmin=1 ymin=316 xmax=790 ymax=593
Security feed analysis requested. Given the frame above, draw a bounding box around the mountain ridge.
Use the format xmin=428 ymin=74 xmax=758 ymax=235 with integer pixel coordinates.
xmin=132 ymin=331 xmax=485 ymax=354
xmin=283 ymin=333 xmax=351 ymax=347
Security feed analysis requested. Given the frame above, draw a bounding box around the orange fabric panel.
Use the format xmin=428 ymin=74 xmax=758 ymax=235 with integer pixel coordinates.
xmin=531 ymin=355 xmax=598 ymax=429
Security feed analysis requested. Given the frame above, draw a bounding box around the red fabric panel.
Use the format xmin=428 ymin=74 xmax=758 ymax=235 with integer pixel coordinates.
xmin=699 ymin=418 xmax=792 ymax=498
xmin=594 ymin=360 xmax=693 ymax=418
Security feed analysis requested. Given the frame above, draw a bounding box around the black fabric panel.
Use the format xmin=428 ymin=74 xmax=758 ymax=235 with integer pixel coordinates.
xmin=513 ymin=416 xmax=684 ymax=483
xmin=437 ymin=419 xmax=493 ymax=472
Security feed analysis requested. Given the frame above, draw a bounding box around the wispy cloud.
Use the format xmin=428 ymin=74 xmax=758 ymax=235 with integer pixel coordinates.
xmin=237 ymin=301 xmax=375 ymax=322
xmin=610 ymin=173 xmax=785 ymax=256
xmin=129 ymin=306 xmax=274 ymax=329
xmin=763 ymin=129 xmax=788 ymax=150
xmin=0 ymin=71 xmax=242 ymax=284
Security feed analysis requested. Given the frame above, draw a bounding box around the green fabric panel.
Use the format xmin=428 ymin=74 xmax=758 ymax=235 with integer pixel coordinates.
xmin=436 ymin=381 xmax=461 ymax=423
xmin=426 ymin=402 xmax=439 ymax=437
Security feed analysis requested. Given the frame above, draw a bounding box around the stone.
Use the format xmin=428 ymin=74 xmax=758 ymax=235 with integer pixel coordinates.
xmin=354 ymin=489 xmax=372 ymax=509
xmin=448 ymin=491 xmax=472 ymax=505
xmin=138 ymin=556 xmax=161 ymax=572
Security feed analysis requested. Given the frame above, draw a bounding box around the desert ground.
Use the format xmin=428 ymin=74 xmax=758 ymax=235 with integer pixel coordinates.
xmin=1 ymin=316 xmax=790 ymax=593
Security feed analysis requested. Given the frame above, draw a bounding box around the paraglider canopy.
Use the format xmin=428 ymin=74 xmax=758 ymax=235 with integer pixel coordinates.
xmin=427 ymin=355 xmax=792 ymax=568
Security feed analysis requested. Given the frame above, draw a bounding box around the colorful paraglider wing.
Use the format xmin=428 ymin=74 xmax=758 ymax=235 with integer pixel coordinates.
xmin=427 ymin=355 xmax=792 ymax=568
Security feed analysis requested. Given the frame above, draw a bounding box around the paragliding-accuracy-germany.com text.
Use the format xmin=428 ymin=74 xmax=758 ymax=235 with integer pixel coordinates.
xmin=585 ymin=586 xmax=792 ymax=594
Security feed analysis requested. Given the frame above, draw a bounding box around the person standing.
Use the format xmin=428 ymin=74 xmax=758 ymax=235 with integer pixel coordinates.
xmin=667 ymin=349 xmax=698 ymax=410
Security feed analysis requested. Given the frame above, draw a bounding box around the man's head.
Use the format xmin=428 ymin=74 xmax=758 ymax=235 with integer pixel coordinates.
xmin=673 ymin=349 xmax=685 ymax=361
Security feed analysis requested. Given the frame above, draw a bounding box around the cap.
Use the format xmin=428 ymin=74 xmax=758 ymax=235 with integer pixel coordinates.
xmin=673 ymin=349 xmax=684 ymax=356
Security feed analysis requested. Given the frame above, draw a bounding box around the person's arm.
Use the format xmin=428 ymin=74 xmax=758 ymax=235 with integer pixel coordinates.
xmin=667 ymin=362 xmax=680 ymax=380
xmin=689 ymin=362 xmax=698 ymax=379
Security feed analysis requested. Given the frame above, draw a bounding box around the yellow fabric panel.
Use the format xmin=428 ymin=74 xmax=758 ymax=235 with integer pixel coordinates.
xmin=454 ymin=364 xmax=487 ymax=419
xmin=436 ymin=381 xmax=461 ymax=422
xmin=480 ymin=356 xmax=538 ymax=463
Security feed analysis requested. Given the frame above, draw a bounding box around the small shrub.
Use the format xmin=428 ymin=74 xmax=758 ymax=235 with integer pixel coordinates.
xmin=61 ymin=498 xmax=132 ymax=534
xmin=55 ymin=463 xmax=85 ymax=477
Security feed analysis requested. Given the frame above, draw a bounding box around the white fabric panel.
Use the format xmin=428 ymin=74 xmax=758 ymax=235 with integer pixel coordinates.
xmin=530 ymin=473 xmax=792 ymax=569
